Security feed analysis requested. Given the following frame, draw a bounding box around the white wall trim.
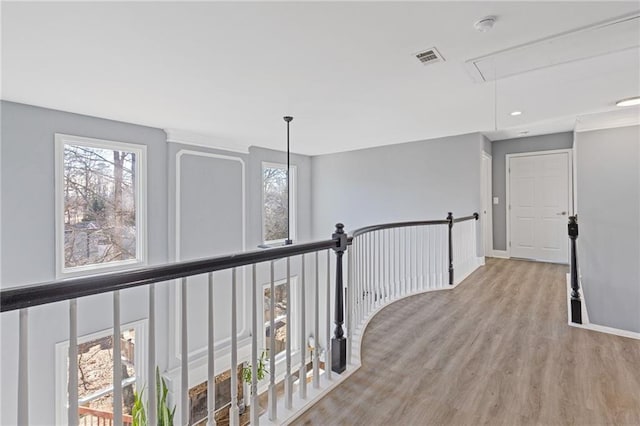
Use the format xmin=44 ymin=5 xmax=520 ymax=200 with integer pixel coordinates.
xmin=489 ymin=250 xmax=509 ymax=258
xmin=571 ymin=322 xmax=640 ymax=340
xmin=173 ymin=149 xmax=247 ymax=363
xmin=565 ymin=274 xmax=639 ymax=340
xmin=55 ymin=319 xmax=148 ymax=425
xmin=575 ymin=114 xmax=640 ymax=133
xmin=481 ymin=152 xmax=493 ymax=257
xmin=166 ymin=129 xmax=250 ymax=154
xmin=54 ymin=133 xmax=148 ymax=279
xmin=505 ymin=148 xmax=573 ymax=260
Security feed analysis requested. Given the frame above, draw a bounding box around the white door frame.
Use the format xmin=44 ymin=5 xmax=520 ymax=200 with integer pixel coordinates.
xmin=481 ymin=152 xmax=493 ymax=257
xmin=505 ymin=148 xmax=574 ymax=260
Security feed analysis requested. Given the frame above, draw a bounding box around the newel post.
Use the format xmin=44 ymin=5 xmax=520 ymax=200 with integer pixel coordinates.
xmin=568 ymin=215 xmax=582 ymax=324
xmin=447 ymin=212 xmax=454 ymax=285
xmin=331 ymin=223 xmax=348 ymax=374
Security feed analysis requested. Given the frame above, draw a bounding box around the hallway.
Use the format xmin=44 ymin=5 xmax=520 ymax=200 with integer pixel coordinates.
xmin=294 ymin=258 xmax=640 ymax=425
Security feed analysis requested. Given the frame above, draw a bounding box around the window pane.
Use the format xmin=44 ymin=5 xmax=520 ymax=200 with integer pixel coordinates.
xmin=263 ymin=167 xmax=288 ymax=241
xmin=75 ymin=329 xmax=136 ymax=420
xmin=264 ymin=283 xmax=288 ymax=357
xmin=64 ymin=144 xmax=137 ymax=268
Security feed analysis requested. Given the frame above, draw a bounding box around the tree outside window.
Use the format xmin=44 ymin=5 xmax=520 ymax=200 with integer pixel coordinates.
xmin=263 ymin=163 xmax=296 ymax=243
xmin=56 ymin=134 xmax=146 ymax=275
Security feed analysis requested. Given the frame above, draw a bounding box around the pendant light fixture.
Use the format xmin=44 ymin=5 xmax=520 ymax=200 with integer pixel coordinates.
xmin=283 ymin=116 xmax=293 ymax=245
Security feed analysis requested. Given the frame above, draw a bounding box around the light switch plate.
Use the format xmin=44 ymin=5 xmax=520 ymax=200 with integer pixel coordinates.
xmin=493 ymin=197 xmax=499 ymax=205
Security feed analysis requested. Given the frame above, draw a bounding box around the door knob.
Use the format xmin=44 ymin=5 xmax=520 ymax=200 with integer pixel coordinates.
xmin=557 ymin=211 xmax=567 ymax=216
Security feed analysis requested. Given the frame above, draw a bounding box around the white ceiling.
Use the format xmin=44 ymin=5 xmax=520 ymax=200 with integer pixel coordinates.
xmin=2 ymin=1 xmax=639 ymax=155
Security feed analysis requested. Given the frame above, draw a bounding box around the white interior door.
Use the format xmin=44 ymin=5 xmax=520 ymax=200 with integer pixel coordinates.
xmin=508 ymin=151 xmax=570 ymax=263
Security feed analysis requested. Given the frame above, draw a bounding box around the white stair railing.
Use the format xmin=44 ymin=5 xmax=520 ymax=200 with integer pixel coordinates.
xmin=1 ymin=215 xmax=480 ymax=426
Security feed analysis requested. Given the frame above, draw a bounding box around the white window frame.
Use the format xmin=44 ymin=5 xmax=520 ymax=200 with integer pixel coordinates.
xmin=54 ymin=319 xmax=147 ymax=426
xmin=55 ymin=134 xmax=147 ymax=277
xmin=262 ymin=276 xmax=298 ymax=362
xmin=261 ymin=162 xmax=297 ymax=245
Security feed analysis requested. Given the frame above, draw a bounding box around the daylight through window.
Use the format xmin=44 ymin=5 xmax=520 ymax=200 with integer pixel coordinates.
xmin=57 ymin=135 xmax=145 ymax=274
xmin=264 ymin=281 xmax=289 ymax=359
xmin=76 ymin=329 xmax=137 ymax=424
xmin=262 ymin=163 xmax=296 ymax=243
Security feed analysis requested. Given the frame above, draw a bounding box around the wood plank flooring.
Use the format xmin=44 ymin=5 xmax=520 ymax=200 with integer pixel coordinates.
xmin=293 ymin=258 xmax=640 ymax=425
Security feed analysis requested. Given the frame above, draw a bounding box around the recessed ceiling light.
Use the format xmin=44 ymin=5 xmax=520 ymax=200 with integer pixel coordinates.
xmin=474 ymin=16 xmax=497 ymax=32
xmin=616 ymin=96 xmax=640 ymax=107
xmin=510 ymin=111 xmax=522 ymax=116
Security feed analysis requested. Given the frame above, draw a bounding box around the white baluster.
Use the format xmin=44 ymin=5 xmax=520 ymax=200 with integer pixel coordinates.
xmin=181 ymin=278 xmax=189 ymax=426
xmin=230 ymin=269 xmax=239 ymax=426
xmin=284 ymin=257 xmax=293 ymax=410
xmin=113 ymin=291 xmax=122 ymax=426
xmin=416 ymin=227 xmax=420 ymax=291
xmin=368 ymin=233 xmax=373 ymax=314
xmin=347 ymin=247 xmax=353 ymax=365
xmin=299 ymin=254 xmax=307 ymax=399
xmin=18 ymin=308 xmax=28 ymax=425
xmin=148 ymin=285 xmax=157 ymax=426
xmin=68 ymin=300 xmax=78 ymax=426
xmin=313 ymin=252 xmax=320 ymax=389
xmin=378 ymin=231 xmax=382 ymax=303
xmin=326 ymin=250 xmax=332 ymax=380
xmin=359 ymin=238 xmax=364 ymax=324
xmin=375 ymin=231 xmax=380 ymax=306
xmin=420 ymin=226 xmax=425 ymax=290
xmin=428 ymin=226 xmax=433 ymax=288
xmin=384 ymin=229 xmax=393 ymax=301
xmin=250 ymin=265 xmax=259 ymax=426
xmin=207 ymin=273 xmax=216 ymax=426
xmin=391 ymin=230 xmax=396 ymax=300
xmin=268 ymin=262 xmax=277 ymax=420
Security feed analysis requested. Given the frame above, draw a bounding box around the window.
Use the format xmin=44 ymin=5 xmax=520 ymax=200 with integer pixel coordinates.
xmin=55 ymin=134 xmax=146 ymax=276
xmin=263 ymin=277 xmax=297 ymax=360
xmin=55 ymin=321 xmax=146 ymax=425
xmin=262 ymin=162 xmax=296 ymax=243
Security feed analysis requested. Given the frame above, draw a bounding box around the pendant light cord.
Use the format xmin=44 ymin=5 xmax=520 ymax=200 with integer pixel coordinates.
xmin=284 ymin=116 xmax=293 ymax=245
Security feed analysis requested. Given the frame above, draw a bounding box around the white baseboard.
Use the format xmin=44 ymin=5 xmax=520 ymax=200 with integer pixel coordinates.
xmin=571 ymin=322 xmax=640 ymax=340
xmin=489 ymin=250 xmax=509 ymax=258
xmin=565 ymin=274 xmax=639 ymax=340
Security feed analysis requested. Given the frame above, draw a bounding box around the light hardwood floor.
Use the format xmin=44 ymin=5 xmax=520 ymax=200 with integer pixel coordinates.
xmin=294 ymin=258 xmax=640 ymax=425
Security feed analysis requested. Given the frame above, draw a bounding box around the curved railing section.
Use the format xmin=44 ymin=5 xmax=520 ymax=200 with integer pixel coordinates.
xmin=346 ymin=213 xmax=480 ymax=365
xmin=1 ymin=214 xmax=479 ymax=426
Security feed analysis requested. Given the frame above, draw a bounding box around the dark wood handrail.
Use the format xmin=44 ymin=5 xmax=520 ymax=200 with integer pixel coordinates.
xmin=350 ymin=219 xmax=449 ymax=238
xmin=1 ymin=213 xmax=479 ymax=313
xmin=453 ymin=213 xmax=479 ymax=223
xmin=349 ymin=213 xmax=478 ymax=239
xmin=1 ymin=238 xmax=338 ymax=313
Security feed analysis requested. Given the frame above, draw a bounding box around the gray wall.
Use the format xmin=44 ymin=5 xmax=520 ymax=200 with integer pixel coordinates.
xmin=1 ymin=101 xmax=169 ymax=425
xmin=0 ymin=101 xmax=316 ymax=424
xmin=490 ymin=132 xmax=574 ymax=251
xmin=311 ymin=132 xmax=485 ymax=251
xmin=575 ymin=125 xmax=640 ymax=333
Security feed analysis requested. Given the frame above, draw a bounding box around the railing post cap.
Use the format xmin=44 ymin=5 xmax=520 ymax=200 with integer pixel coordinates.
xmin=332 ymin=223 xmax=347 ymax=252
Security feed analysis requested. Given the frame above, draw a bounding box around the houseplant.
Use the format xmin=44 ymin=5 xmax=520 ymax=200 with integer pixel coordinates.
xmin=132 ymin=367 xmax=176 ymax=426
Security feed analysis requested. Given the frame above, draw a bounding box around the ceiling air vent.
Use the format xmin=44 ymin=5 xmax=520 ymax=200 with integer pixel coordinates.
xmin=415 ymin=47 xmax=445 ymax=65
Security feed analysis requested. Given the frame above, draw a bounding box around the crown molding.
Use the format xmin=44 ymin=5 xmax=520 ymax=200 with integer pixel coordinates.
xmin=165 ymin=129 xmax=250 ymax=154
